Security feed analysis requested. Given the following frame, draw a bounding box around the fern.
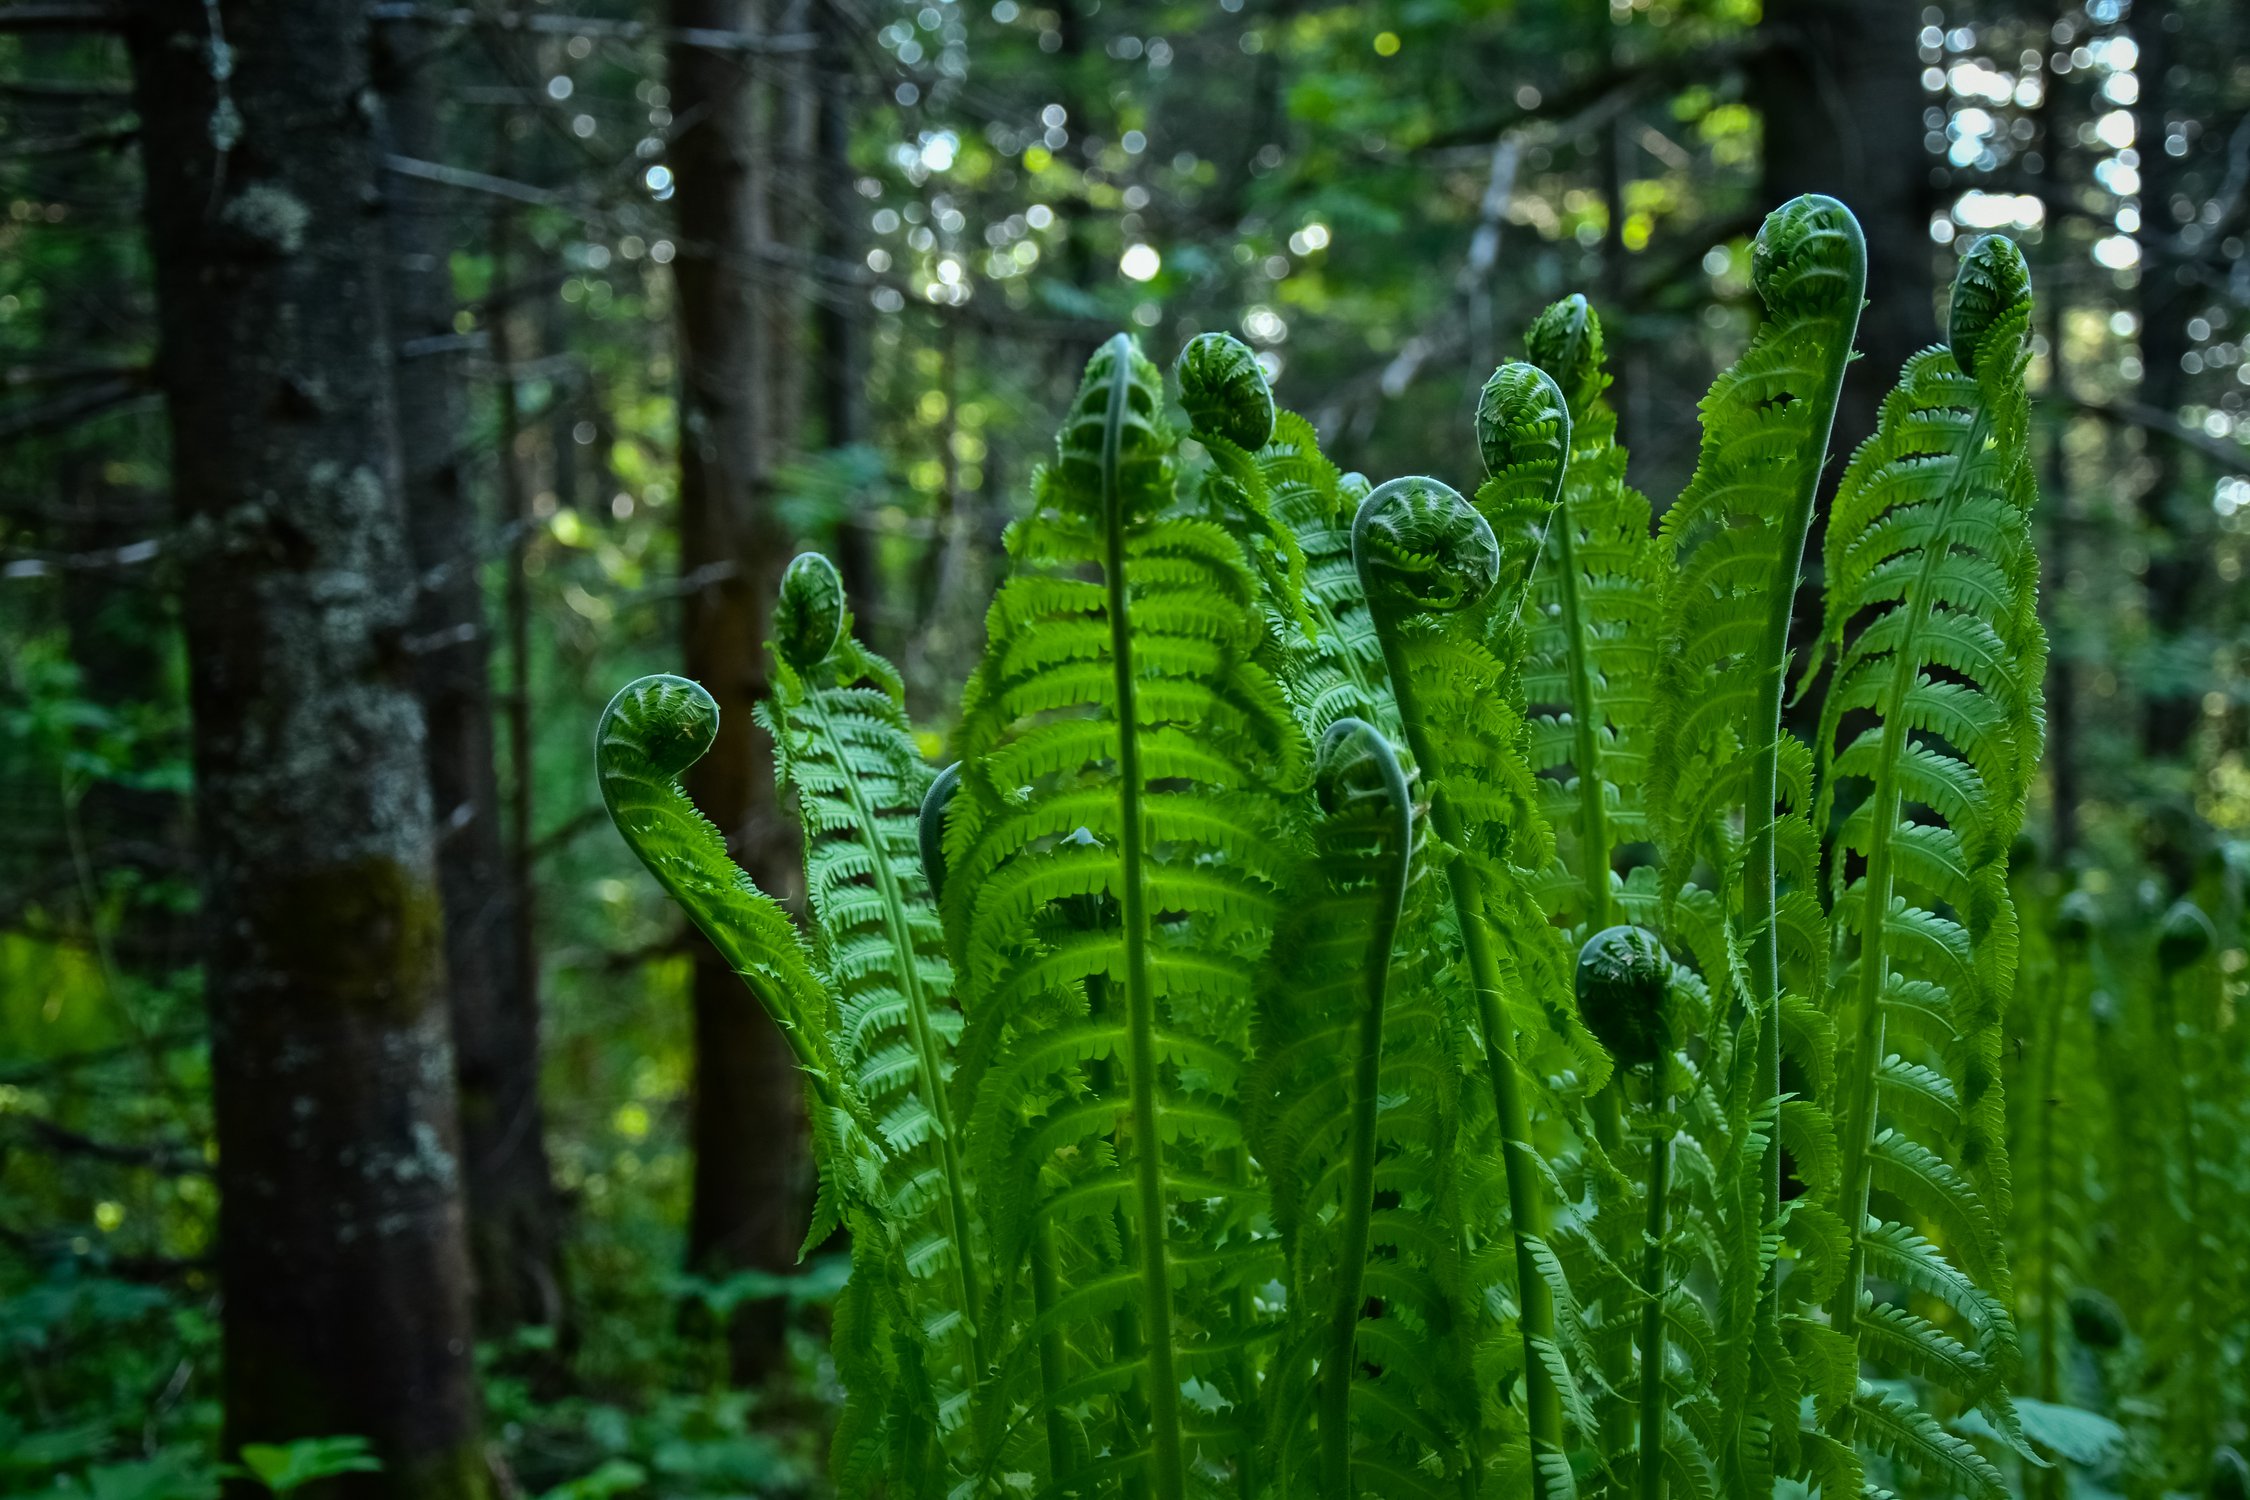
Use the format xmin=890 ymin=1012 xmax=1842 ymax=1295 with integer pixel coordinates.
xmin=595 ymin=675 xmax=879 ymax=1215
xmin=1813 ymin=234 xmax=2044 ymax=1495
xmin=1502 ymin=297 xmax=1663 ymax=943
xmin=756 ymin=552 xmax=986 ymax=1482
xmin=587 ymin=201 xmax=2079 ymax=1500
xmin=1353 ymin=472 xmax=1600 ymax=1498
xmin=1248 ymin=720 xmax=1477 ymax=1498
xmin=941 ymin=333 xmax=1304 ymax=1500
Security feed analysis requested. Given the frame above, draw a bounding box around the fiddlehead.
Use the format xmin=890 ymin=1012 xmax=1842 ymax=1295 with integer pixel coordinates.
xmin=1354 ymin=474 xmax=1580 ymax=1498
xmin=1174 ymin=330 xmax=1276 ymax=454
xmin=1815 ymin=233 xmax=2040 ymax=1497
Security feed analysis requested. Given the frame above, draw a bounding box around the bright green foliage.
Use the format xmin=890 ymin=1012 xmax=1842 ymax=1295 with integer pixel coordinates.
xmin=1642 ymin=194 xmax=1865 ymax=1496
xmin=942 ymin=334 xmax=1304 ymax=1499
xmin=1812 ymin=234 xmax=2045 ymax=1498
xmin=758 ymin=552 xmax=982 ymax=1489
xmin=594 ymin=204 xmax=2079 ymax=1500
xmin=1511 ymin=297 xmax=1664 ymax=939
xmin=1248 ymin=720 xmax=1475 ymax=1497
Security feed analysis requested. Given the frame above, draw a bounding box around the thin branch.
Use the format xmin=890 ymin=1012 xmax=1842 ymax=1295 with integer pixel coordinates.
xmin=8 ymin=1114 xmax=209 ymax=1175
xmin=367 ymin=2 xmax=817 ymax=54
xmin=1413 ymin=35 xmax=1772 ymax=155
xmin=0 ymin=2 xmax=123 ymax=31
xmin=385 ymin=152 xmax=562 ymax=208
xmin=0 ymin=121 xmax=136 ymax=158
xmin=0 ymin=375 xmax=154 ymax=448
xmin=2058 ymin=395 xmax=2249 ymax=474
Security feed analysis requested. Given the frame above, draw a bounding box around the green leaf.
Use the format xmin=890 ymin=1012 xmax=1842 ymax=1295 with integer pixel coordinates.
xmin=234 ymin=1437 xmax=382 ymax=1495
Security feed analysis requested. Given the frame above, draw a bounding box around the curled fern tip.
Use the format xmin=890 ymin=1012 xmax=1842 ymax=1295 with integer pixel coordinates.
xmin=1524 ymin=293 xmax=1604 ymax=409
xmin=775 ymin=552 xmax=847 ymax=670
xmin=1575 ymin=925 xmax=1671 ymax=1070
xmin=1351 ymin=475 xmax=1501 ymax=616
xmin=1475 ymin=360 xmax=1571 ymax=478
xmin=2156 ymin=899 xmax=2215 ymax=974
xmin=1313 ymin=717 xmax=1403 ymax=813
xmin=600 ymin=674 xmax=718 ymax=780
xmin=1173 ymin=330 xmax=1275 ymax=451
xmin=1947 ymin=233 xmax=2032 ymax=375
xmin=1751 ymin=193 xmax=1866 ymax=313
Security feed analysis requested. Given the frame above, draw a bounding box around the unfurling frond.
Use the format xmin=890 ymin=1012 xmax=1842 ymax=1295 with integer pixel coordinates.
xmin=946 ymin=333 xmax=1303 ymax=1500
xmin=594 ymin=674 xmax=884 ymax=1245
xmin=760 ymin=553 xmax=984 ymax=1481
xmin=1816 ymin=233 xmax=2042 ymax=1491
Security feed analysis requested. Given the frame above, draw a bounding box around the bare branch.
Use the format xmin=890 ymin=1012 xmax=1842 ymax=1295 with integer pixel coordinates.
xmin=367 ymin=2 xmax=817 ymax=54
xmin=2060 ymin=394 xmax=2250 ymax=474
xmin=0 ymin=2 xmax=124 ymax=31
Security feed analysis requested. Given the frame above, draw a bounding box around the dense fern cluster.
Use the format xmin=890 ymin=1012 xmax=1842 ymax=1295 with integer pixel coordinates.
xmin=593 ymin=196 xmax=2166 ymax=1497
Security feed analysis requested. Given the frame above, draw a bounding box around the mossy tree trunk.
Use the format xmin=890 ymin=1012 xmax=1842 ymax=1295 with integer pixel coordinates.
xmin=668 ymin=0 xmax=812 ymax=1386
xmin=373 ymin=14 xmax=567 ymax=1345
xmin=127 ymin=3 xmax=490 ymax=1495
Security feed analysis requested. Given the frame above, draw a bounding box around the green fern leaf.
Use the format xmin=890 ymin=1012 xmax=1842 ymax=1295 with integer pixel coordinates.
xmin=944 ymin=334 xmax=1303 ymax=1500
xmin=1817 ymin=237 xmax=2042 ymax=1449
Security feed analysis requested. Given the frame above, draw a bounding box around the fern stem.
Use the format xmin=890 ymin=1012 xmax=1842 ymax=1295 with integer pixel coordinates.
xmin=1828 ymin=406 xmax=1995 ymax=1369
xmin=1376 ymin=632 xmax=1565 ymax=1497
xmin=1637 ymin=1088 xmax=1670 ymax=1500
xmin=2032 ymin=948 xmax=2066 ymax=1500
xmin=801 ymin=689 xmax=984 ymax=1368
xmin=1031 ymin=1218 xmax=1078 ymax=1488
xmin=1317 ymin=722 xmax=1415 ymax=1500
xmin=1553 ymin=485 xmax=1615 ymax=938
xmin=1095 ymin=332 xmax=1185 ymax=1500
xmin=1744 ymin=367 xmax=1856 ymax=1277
xmin=1555 ymin=497 xmax=1632 ymax=1169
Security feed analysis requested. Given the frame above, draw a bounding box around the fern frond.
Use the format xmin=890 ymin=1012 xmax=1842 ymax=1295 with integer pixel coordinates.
xmin=1354 ymin=472 xmax=1594 ymax=1497
xmin=946 ymin=334 xmax=1303 ymax=1500
xmin=1817 ymin=238 xmax=2042 ymax=1456
xmin=759 ymin=552 xmax=987 ymax=1470
xmin=1505 ymin=297 xmax=1666 ymax=939
xmin=1249 ymin=720 xmax=1477 ymax=1498
xmin=1645 ymin=197 xmax=1864 ymax=1484
xmin=593 ymin=671 xmax=897 ymax=1455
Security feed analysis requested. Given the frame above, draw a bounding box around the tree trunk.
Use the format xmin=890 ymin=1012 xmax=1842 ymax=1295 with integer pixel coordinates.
xmin=1756 ymin=0 xmax=1935 ymax=450
xmin=668 ymin=0 xmax=811 ymax=1386
xmin=811 ymin=0 xmax=880 ymax=647
xmin=1755 ymin=0 xmax=1934 ymax=750
xmin=2130 ymin=0 xmax=2204 ymax=769
xmin=126 ymin=4 xmax=489 ymax=1495
xmin=372 ymin=17 xmax=565 ymax=1341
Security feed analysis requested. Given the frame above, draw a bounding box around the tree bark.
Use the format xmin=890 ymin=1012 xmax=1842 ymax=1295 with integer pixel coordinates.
xmin=126 ymin=4 xmax=490 ymax=1495
xmin=2130 ymin=0 xmax=2204 ymax=768
xmin=373 ymin=17 xmax=565 ymax=1341
xmin=1755 ymin=0 xmax=1935 ymax=450
xmin=1754 ymin=0 xmax=1934 ymax=750
xmin=668 ymin=0 xmax=811 ymax=1386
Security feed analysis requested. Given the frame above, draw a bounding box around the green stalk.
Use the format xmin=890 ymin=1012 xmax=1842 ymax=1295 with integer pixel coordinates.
xmin=1370 ymin=620 xmax=1564 ymax=1495
xmin=1637 ymin=1085 xmax=1671 ymax=1500
xmin=1094 ymin=333 xmax=1184 ymax=1500
xmin=1030 ymin=1220 xmax=1078 ymax=1489
xmin=1745 ymin=347 xmax=1857 ymax=1271
xmin=2032 ymin=944 xmax=2068 ymax=1500
xmin=1555 ymin=488 xmax=1628 ymax=1180
xmin=1317 ymin=721 xmax=1416 ymax=1500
